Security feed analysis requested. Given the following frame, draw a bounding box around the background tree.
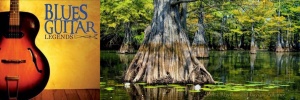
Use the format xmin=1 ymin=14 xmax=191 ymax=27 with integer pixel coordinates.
xmin=232 ymin=0 xmax=274 ymax=53
xmin=101 ymin=0 xmax=300 ymax=52
xmin=289 ymin=1 xmax=300 ymax=50
xmin=100 ymin=0 xmax=153 ymax=50
xmin=191 ymin=1 xmax=209 ymax=58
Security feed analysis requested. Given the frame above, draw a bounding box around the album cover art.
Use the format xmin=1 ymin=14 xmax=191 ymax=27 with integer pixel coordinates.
xmin=0 ymin=0 xmax=100 ymax=99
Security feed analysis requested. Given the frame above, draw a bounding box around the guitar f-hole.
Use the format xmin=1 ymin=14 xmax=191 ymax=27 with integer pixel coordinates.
xmin=27 ymin=48 xmax=42 ymax=73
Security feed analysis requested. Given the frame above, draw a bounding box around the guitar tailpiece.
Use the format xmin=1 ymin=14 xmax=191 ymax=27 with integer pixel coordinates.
xmin=5 ymin=76 xmax=19 ymax=100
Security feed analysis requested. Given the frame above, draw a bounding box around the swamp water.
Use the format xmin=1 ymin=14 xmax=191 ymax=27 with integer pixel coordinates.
xmin=100 ymin=50 xmax=300 ymax=100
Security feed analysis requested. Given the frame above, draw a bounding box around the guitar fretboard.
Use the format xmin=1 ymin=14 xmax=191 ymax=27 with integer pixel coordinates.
xmin=9 ymin=0 xmax=19 ymax=26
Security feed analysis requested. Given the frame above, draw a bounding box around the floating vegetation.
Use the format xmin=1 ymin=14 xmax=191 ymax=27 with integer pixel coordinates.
xmin=214 ymin=88 xmax=229 ymax=91
xmin=176 ymin=89 xmax=185 ymax=92
xmin=263 ymin=86 xmax=279 ymax=89
xmin=156 ymin=85 xmax=168 ymax=88
xmin=214 ymin=81 xmax=224 ymax=84
xmin=100 ymin=80 xmax=293 ymax=93
xmin=246 ymin=81 xmax=263 ymax=84
xmin=174 ymin=86 xmax=186 ymax=89
xmin=268 ymin=84 xmax=276 ymax=86
xmin=105 ymin=87 xmax=114 ymax=91
xmin=288 ymin=82 xmax=295 ymax=84
xmin=189 ymin=90 xmax=201 ymax=92
xmin=202 ymin=88 xmax=216 ymax=91
xmin=144 ymin=86 xmax=157 ymax=88
xmin=228 ymin=89 xmax=242 ymax=92
xmin=225 ymin=83 xmax=235 ymax=86
xmin=233 ymin=84 xmax=243 ymax=86
xmin=100 ymin=82 xmax=106 ymax=85
xmin=244 ymin=84 xmax=258 ymax=87
xmin=216 ymin=85 xmax=226 ymax=87
xmin=257 ymin=89 xmax=269 ymax=91
xmin=168 ymin=84 xmax=181 ymax=87
xmin=115 ymin=84 xmax=124 ymax=87
xmin=233 ymin=86 xmax=245 ymax=88
xmin=196 ymin=80 xmax=292 ymax=92
xmin=279 ymin=85 xmax=290 ymax=87
xmin=246 ymin=89 xmax=258 ymax=91
xmin=204 ymin=84 xmax=215 ymax=87
xmin=135 ymin=82 xmax=147 ymax=85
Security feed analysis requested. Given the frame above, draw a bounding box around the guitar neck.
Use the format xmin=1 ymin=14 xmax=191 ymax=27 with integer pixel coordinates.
xmin=9 ymin=0 xmax=20 ymax=26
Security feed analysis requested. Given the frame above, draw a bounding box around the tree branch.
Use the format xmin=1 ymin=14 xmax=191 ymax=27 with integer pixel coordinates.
xmin=171 ymin=0 xmax=196 ymax=6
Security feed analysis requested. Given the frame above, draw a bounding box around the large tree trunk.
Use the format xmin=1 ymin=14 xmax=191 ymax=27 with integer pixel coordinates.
xmin=192 ymin=2 xmax=209 ymax=58
xmin=124 ymin=0 xmax=214 ymax=84
xmin=250 ymin=23 xmax=257 ymax=54
xmin=119 ymin=22 xmax=135 ymax=54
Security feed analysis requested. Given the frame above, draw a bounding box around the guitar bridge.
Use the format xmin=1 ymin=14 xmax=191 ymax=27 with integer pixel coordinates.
xmin=1 ymin=59 xmax=26 ymax=64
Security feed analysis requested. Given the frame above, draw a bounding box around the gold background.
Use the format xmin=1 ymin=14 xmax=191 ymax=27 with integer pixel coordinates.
xmin=0 ymin=0 xmax=100 ymax=89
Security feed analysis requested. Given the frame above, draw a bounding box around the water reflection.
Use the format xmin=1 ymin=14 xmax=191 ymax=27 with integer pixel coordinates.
xmin=250 ymin=54 xmax=256 ymax=82
xmin=126 ymin=84 xmax=208 ymax=100
xmin=276 ymin=53 xmax=284 ymax=76
xmin=101 ymin=50 xmax=300 ymax=100
xmin=118 ymin=54 xmax=135 ymax=75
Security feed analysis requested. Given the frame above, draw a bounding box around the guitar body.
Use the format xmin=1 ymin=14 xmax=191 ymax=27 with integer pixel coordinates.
xmin=0 ymin=12 xmax=50 ymax=99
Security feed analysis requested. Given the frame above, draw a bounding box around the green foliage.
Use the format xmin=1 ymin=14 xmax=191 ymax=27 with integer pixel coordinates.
xmin=101 ymin=0 xmax=153 ymax=26
xmin=290 ymin=6 xmax=300 ymax=12
xmin=101 ymin=0 xmax=300 ymax=50
xmin=101 ymin=0 xmax=153 ymax=48
xmin=134 ymin=32 xmax=145 ymax=45
xmin=185 ymin=0 xmax=300 ymax=50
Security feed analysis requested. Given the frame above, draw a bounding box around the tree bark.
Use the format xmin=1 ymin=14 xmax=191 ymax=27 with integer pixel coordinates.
xmin=285 ymin=15 xmax=291 ymax=51
xmin=275 ymin=31 xmax=284 ymax=52
xmin=144 ymin=25 xmax=151 ymax=38
xmin=250 ymin=23 xmax=257 ymax=54
xmin=192 ymin=2 xmax=209 ymax=58
xmin=119 ymin=22 xmax=135 ymax=54
xmin=180 ymin=3 xmax=187 ymax=30
xmin=124 ymin=0 xmax=214 ymax=84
